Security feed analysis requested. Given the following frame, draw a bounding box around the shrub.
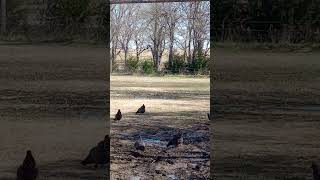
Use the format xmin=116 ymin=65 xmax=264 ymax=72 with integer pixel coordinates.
xmin=127 ymin=57 xmax=140 ymax=73
xmin=189 ymin=53 xmax=209 ymax=74
xmin=165 ymin=54 xmax=186 ymax=74
xmin=141 ymin=59 xmax=154 ymax=74
xmin=112 ymin=61 xmax=118 ymax=72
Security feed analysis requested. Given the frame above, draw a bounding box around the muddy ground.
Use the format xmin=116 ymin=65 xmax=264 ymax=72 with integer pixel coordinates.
xmin=0 ymin=45 xmax=108 ymax=179
xmin=213 ymin=49 xmax=320 ymax=180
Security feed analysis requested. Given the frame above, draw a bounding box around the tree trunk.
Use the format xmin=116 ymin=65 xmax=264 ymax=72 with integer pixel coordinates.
xmin=168 ymin=28 xmax=174 ymax=71
xmin=111 ymin=39 xmax=118 ymax=71
xmin=1 ymin=0 xmax=6 ymax=34
xmin=221 ymin=18 xmax=226 ymax=42
xmin=136 ymin=50 xmax=139 ymax=61
xmin=187 ymin=29 xmax=192 ymax=64
xmin=124 ymin=47 xmax=129 ymax=71
xmin=151 ymin=46 xmax=162 ymax=72
xmin=135 ymin=40 xmax=140 ymax=61
xmin=111 ymin=48 xmax=115 ymax=70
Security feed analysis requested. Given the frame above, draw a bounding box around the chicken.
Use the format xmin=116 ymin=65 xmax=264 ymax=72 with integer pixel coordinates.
xmin=114 ymin=109 xmax=122 ymax=121
xmin=82 ymin=135 xmax=110 ymax=168
xmin=136 ymin=104 xmax=145 ymax=114
xmin=312 ymin=162 xmax=320 ymax=180
xmin=167 ymin=132 xmax=182 ymax=148
xmin=17 ymin=150 xmax=38 ymax=180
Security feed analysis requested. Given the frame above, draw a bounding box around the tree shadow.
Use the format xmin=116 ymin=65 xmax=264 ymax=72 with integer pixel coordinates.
xmin=0 ymin=159 xmax=109 ymax=180
xmin=111 ymin=89 xmax=209 ymax=100
xmin=38 ymin=159 xmax=109 ymax=179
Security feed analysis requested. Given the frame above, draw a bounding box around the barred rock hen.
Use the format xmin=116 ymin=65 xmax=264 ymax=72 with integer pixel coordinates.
xmin=114 ymin=109 xmax=122 ymax=121
xmin=167 ymin=132 xmax=182 ymax=148
xmin=136 ymin=104 xmax=145 ymax=114
xmin=312 ymin=162 xmax=320 ymax=180
xmin=82 ymin=135 xmax=110 ymax=168
xmin=17 ymin=150 xmax=38 ymax=180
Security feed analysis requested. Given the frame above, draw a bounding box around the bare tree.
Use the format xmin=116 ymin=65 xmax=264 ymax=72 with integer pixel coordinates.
xmin=186 ymin=2 xmax=194 ymax=64
xmin=190 ymin=1 xmax=209 ymax=60
xmin=110 ymin=4 xmax=123 ymax=69
xmin=144 ymin=3 xmax=167 ymax=71
xmin=131 ymin=4 xmax=148 ymax=61
xmin=110 ymin=1 xmax=210 ymax=73
xmin=163 ymin=3 xmax=180 ymax=70
xmin=118 ymin=4 xmax=136 ymax=69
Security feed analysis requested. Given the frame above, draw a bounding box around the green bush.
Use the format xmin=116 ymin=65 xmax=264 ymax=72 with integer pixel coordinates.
xmin=141 ymin=59 xmax=154 ymax=74
xmin=165 ymin=54 xmax=186 ymax=74
xmin=127 ymin=57 xmax=140 ymax=73
xmin=189 ymin=53 xmax=209 ymax=74
xmin=112 ymin=61 xmax=119 ymax=72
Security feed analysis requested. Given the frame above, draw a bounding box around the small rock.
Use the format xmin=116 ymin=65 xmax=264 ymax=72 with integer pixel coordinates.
xmin=130 ymin=176 xmax=141 ymax=180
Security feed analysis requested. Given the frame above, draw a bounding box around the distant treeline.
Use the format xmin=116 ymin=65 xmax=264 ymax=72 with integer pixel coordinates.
xmin=3 ymin=0 xmax=320 ymax=44
xmin=213 ymin=0 xmax=320 ymax=43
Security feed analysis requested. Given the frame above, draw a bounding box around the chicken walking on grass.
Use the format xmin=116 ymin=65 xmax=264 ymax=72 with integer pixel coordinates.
xmin=136 ymin=104 xmax=145 ymax=114
xmin=114 ymin=109 xmax=122 ymax=121
xmin=17 ymin=150 xmax=38 ymax=180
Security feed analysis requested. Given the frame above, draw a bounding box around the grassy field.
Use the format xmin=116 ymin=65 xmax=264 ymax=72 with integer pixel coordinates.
xmin=0 ymin=45 xmax=108 ymax=179
xmin=213 ymin=48 xmax=320 ymax=180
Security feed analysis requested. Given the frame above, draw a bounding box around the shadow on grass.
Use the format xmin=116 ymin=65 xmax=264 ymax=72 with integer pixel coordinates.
xmin=111 ymin=89 xmax=209 ymax=100
xmin=1 ymin=159 xmax=109 ymax=180
xmin=38 ymin=159 xmax=109 ymax=179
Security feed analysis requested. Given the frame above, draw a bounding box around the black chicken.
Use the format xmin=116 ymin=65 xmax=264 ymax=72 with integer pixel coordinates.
xmin=312 ymin=162 xmax=320 ymax=180
xmin=82 ymin=135 xmax=110 ymax=168
xmin=136 ymin=104 xmax=145 ymax=114
xmin=167 ymin=132 xmax=182 ymax=148
xmin=17 ymin=150 xmax=38 ymax=180
xmin=114 ymin=109 xmax=122 ymax=121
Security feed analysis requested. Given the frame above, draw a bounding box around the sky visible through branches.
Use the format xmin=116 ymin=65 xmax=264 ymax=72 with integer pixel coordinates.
xmin=111 ymin=1 xmax=210 ymax=50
